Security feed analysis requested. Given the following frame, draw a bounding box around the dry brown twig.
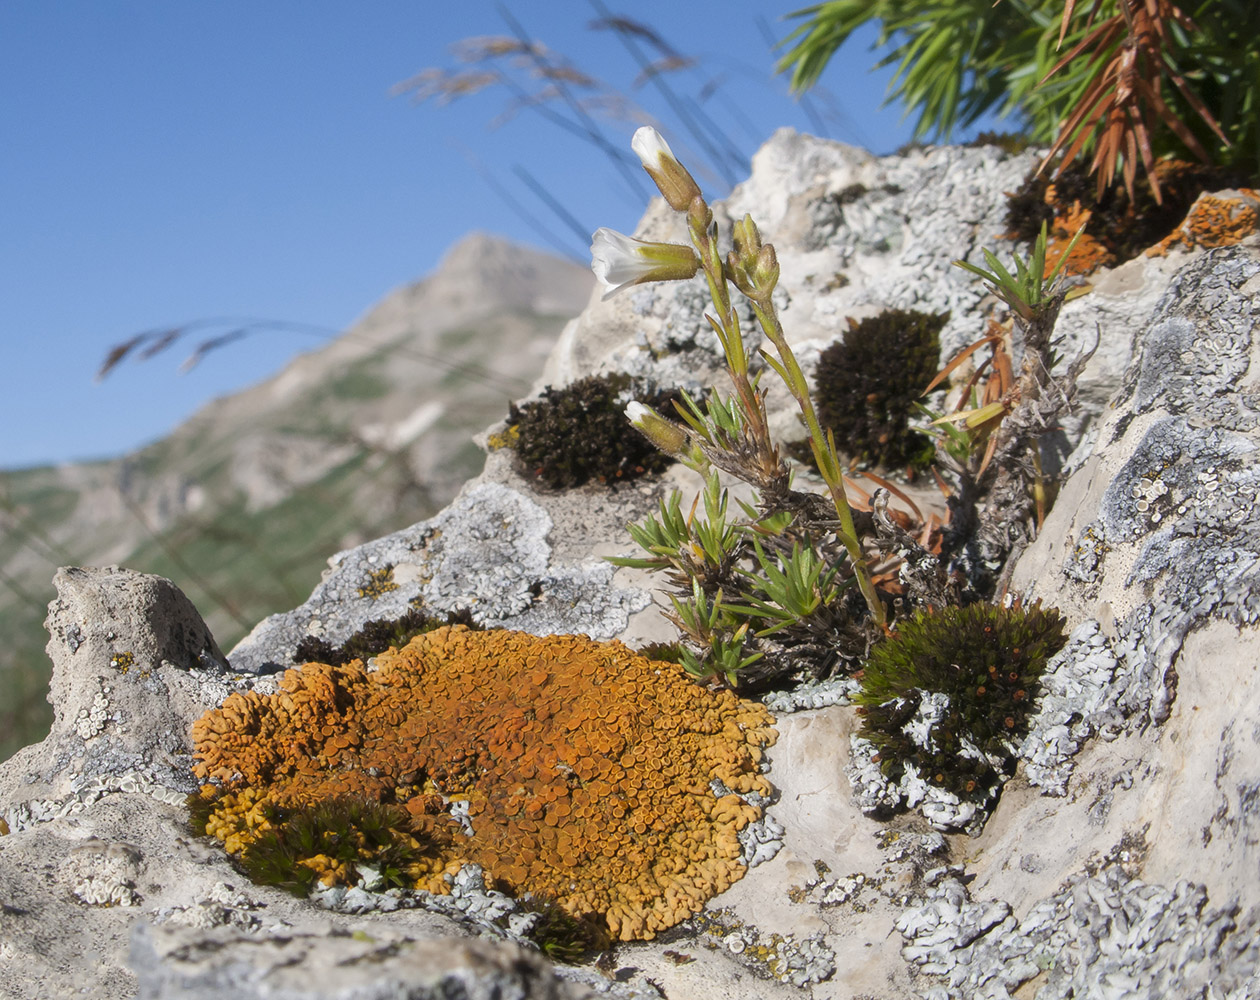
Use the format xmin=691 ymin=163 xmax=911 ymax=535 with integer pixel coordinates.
xmin=1039 ymin=0 xmax=1230 ymax=202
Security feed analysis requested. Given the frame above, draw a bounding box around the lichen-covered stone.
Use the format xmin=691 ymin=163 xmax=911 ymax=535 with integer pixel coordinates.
xmin=192 ymin=626 xmax=777 ymax=941
xmin=896 ymin=865 xmax=1259 ymax=999
xmin=1021 ymin=246 xmax=1260 ymax=736
xmin=1147 ymin=190 xmax=1260 ymax=257
xmin=227 ymin=482 xmax=653 ymax=674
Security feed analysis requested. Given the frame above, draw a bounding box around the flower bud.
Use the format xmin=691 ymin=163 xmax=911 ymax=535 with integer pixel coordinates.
xmin=632 ymin=126 xmax=702 ymax=212
xmin=732 ymin=214 xmax=762 ymax=260
xmin=752 ymin=243 xmax=780 ymax=295
xmin=625 ymin=401 xmax=688 ymax=455
xmin=591 ymin=228 xmax=700 ymax=300
xmin=725 ymin=250 xmax=754 ymax=298
xmin=625 ymin=401 xmax=710 ymax=472
xmin=687 ymin=195 xmax=714 ymax=249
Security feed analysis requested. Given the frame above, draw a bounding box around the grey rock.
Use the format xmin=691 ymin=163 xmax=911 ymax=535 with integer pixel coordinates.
xmin=129 ymin=924 xmax=602 ymax=1000
xmin=3 ymin=565 xmax=234 ymax=818
xmin=229 ymin=481 xmax=651 ymax=673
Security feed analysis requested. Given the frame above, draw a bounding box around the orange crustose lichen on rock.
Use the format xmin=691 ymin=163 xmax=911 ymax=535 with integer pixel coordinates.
xmin=1147 ymin=191 xmax=1260 ymax=256
xmin=190 ymin=625 xmax=777 ymax=940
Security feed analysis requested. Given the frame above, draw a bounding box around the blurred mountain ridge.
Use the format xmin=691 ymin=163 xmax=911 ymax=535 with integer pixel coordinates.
xmin=0 ymin=233 xmax=594 ymax=759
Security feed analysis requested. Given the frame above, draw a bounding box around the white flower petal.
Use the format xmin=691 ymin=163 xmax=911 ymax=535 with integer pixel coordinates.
xmin=631 ymin=126 xmax=675 ymax=169
xmin=590 ymin=227 xmax=656 ymax=298
xmin=624 ymin=400 xmax=652 ymax=425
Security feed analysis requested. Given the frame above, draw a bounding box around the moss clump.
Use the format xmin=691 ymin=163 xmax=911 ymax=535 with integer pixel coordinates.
xmin=508 ymin=374 xmax=682 ymax=490
xmin=292 ymin=605 xmax=480 ymax=667
xmin=518 ymin=893 xmax=612 ymax=964
xmin=813 ymin=309 xmax=946 ymax=471
xmin=855 ymin=601 xmax=1066 ymax=802
xmin=188 ymin=792 xmax=450 ymax=897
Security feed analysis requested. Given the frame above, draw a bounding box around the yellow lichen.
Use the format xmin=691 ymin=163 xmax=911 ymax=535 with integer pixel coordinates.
xmin=485 ymin=424 xmax=521 ymax=451
xmin=357 ymin=565 xmax=399 ymax=600
xmin=110 ymin=651 xmax=135 ymax=674
xmin=191 ymin=626 xmax=777 ymax=940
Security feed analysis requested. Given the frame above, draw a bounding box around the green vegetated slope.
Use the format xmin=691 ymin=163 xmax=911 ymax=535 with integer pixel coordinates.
xmin=0 ymin=234 xmax=593 ymax=761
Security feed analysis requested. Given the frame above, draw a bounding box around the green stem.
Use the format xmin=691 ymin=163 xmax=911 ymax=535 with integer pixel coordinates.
xmin=749 ymin=299 xmax=886 ymax=626
xmin=691 ymin=219 xmax=778 ymax=478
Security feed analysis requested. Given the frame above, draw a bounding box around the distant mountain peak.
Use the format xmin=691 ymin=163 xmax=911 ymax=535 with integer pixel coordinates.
xmin=428 ymin=232 xmax=593 ymax=316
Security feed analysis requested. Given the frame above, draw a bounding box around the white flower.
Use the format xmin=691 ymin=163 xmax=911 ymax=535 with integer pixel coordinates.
xmin=631 ymin=126 xmax=677 ymax=170
xmin=590 ymin=227 xmax=699 ymax=300
xmin=630 ymin=126 xmax=701 ymax=211
xmin=624 ymin=400 xmax=684 ymax=454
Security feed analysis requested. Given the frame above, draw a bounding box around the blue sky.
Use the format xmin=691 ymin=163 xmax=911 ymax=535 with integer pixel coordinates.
xmin=1 ymin=1 xmax=1012 ymax=470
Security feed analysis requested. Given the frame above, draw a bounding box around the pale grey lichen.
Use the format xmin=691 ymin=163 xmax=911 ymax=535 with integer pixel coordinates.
xmin=761 ymin=674 xmax=859 ymax=713
xmin=500 ymin=560 xmax=650 ymax=639
xmin=799 ymin=143 xmax=1038 ymax=361
xmin=787 ymin=830 xmax=948 ymax=915
xmin=846 ymin=694 xmax=1002 ymax=834
xmin=1 ymin=769 xmax=188 ymax=835
xmin=738 ymin=811 xmax=785 ymax=868
xmin=159 ymin=900 xmax=262 ymax=932
xmin=415 ymin=483 xmax=554 ymax=620
xmin=73 ymin=875 xmax=140 ymax=908
xmin=74 ymin=682 xmax=112 ymax=740
xmin=1098 ymin=418 xmax=1259 ymax=555
xmin=1018 ymin=621 xmax=1124 ymax=796
xmin=156 ymin=882 xmax=263 ymax=932
xmin=704 ymin=777 xmax=784 ymax=869
xmin=68 ymin=841 xmax=142 ymax=908
xmin=1122 ymin=249 xmax=1260 ymax=432
xmin=700 ymin=908 xmax=837 ymax=988
xmin=896 ymin=866 xmax=1259 ymax=1000
xmin=310 ymin=862 xmax=518 ymax=931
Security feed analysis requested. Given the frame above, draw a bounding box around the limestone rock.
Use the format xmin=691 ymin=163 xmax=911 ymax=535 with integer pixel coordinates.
xmin=0 ymin=567 xmax=624 ymax=1000
xmin=129 ymin=925 xmax=604 ymax=1000
xmin=228 ymin=479 xmax=658 ymax=673
xmin=4 ymin=131 xmax=1260 ymax=999
xmin=3 ymin=565 xmax=231 ymax=814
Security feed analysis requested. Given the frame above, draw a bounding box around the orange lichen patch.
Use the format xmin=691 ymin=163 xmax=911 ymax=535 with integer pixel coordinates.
xmin=1045 ymin=229 xmax=1113 ymax=277
xmin=190 ymin=626 xmax=777 ymax=941
xmin=1042 ymin=201 xmax=1115 ymax=277
xmin=300 ymin=853 xmax=354 ymax=887
xmin=1146 ymin=191 xmax=1260 ymax=257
